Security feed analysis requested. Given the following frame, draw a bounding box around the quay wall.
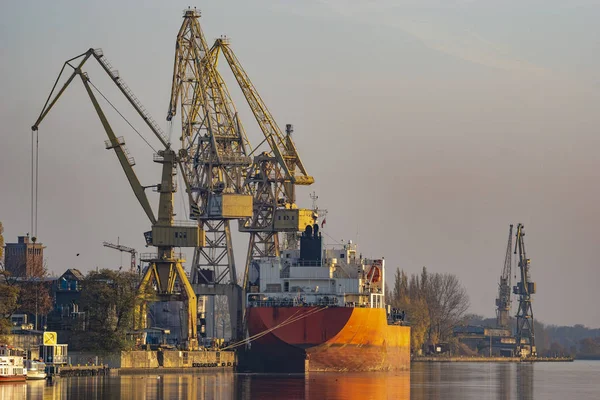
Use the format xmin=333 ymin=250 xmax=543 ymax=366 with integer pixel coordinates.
xmin=121 ymin=350 xmax=236 ymax=369
xmin=66 ymin=350 xmax=235 ymax=369
xmin=413 ymin=356 xmax=573 ymax=363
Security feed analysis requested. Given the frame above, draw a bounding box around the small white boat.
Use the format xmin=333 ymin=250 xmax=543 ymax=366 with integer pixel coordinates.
xmin=0 ymin=345 xmax=26 ymax=383
xmin=25 ymin=360 xmax=46 ymax=380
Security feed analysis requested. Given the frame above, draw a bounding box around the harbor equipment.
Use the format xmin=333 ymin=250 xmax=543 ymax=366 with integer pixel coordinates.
xmin=103 ymin=240 xmax=137 ymax=273
xmin=209 ymin=38 xmax=315 ymax=287
xmin=168 ymin=9 xmax=315 ymax=340
xmin=168 ymin=9 xmax=253 ymax=341
xmin=496 ymin=224 xmax=513 ymax=329
xmin=31 ymin=48 xmax=203 ymax=350
xmin=513 ymin=223 xmax=537 ymax=357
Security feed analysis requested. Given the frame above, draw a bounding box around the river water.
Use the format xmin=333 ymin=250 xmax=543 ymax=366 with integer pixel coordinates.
xmin=1 ymin=361 xmax=598 ymax=399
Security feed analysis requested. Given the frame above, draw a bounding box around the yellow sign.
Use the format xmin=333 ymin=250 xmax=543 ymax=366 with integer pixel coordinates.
xmin=43 ymin=331 xmax=57 ymax=346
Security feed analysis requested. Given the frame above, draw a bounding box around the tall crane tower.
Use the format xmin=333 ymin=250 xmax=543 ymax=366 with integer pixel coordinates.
xmin=32 ymin=48 xmax=203 ymax=350
xmin=168 ymin=9 xmax=316 ymax=339
xmin=103 ymin=240 xmax=137 ymax=273
xmin=210 ymin=36 xmax=315 ymax=292
xmin=168 ymin=8 xmax=253 ymax=341
xmin=513 ymin=223 xmax=537 ymax=357
xmin=496 ymin=224 xmax=513 ymax=329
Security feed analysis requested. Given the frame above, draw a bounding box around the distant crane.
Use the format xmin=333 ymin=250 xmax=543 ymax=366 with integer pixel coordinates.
xmin=513 ymin=223 xmax=537 ymax=357
xmin=103 ymin=240 xmax=137 ymax=273
xmin=495 ymin=224 xmax=513 ymax=329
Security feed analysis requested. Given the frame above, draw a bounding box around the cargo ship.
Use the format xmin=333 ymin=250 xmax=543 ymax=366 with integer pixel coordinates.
xmin=244 ymin=222 xmax=410 ymax=372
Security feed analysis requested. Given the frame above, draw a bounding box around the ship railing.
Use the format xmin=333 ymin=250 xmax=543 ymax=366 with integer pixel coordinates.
xmin=247 ymin=296 xmax=343 ymax=308
xmin=139 ymin=252 xmax=186 ymax=261
xmin=246 ymin=299 xmax=379 ymax=308
xmin=291 ymin=260 xmax=324 ymax=267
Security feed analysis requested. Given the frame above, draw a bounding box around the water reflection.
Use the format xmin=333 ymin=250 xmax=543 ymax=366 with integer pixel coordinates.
xmin=411 ymin=362 xmax=535 ymax=400
xmin=516 ymin=363 xmax=534 ymax=400
xmin=235 ymin=372 xmax=410 ymax=400
xmin=10 ymin=360 xmax=600 ymax=400
xmin=497 ymin=363 xmax=512 ymax=400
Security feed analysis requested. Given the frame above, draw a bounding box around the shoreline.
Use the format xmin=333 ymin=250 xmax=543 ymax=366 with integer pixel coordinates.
xmin=412 ymin=356 xmax=574 ymax=363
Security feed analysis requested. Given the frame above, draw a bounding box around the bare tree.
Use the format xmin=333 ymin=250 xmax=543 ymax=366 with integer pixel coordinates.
xmin=425 ymin=272 xmax=470 ymax=344
xmin=214 ymin=295 xmax=231 ymax=340
xmin=389 ymin=267 xmax=469 ymax=352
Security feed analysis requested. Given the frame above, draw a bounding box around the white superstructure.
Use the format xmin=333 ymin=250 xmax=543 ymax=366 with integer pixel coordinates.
xmin=247 ymin=231 xmax=385 ymax=309
xmin=0 ymin=345 xmax=26 ymax=382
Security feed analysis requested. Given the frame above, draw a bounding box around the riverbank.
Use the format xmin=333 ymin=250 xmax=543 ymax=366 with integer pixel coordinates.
xmin=413 ymin=356 xmax=573 ymax=363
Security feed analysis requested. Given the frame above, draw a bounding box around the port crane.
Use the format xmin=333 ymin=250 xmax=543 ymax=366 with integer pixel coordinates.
xmin=32 ymin=48 xmax=204 ymax=350
xmin=103 ymin=240 xmax=137 ymax=273
xmin=495 ymin=224 xmax=513 ymax=329
xmin=513 ymin=223 xmax=537 ymax=357
xmin=168 ymin=9 xmax=316 ymax=340
xmin=168 ymin=8 xmax=254 ymax=341
xmin=210 ymin=38 xmax=315 ymax=290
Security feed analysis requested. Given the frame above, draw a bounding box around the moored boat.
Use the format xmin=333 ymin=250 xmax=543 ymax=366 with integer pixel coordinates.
xmin=25 ymin=360 xmax=47 ymax=380
xmin=0 ymin=345 xmax=26 ymax=383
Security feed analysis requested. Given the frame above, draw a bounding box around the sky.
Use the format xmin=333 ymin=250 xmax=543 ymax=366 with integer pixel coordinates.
xmin=1 ymin=0 xmax=600 ymax=328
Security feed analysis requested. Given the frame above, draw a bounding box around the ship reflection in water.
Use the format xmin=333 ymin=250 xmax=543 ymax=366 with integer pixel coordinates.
xmin=13 ymin=371 xmax=410 ymax=399
xmin=242 ymin=372 xmax=410 ymax=399
xmin=7 ymin=361 xmax=600 ymax=400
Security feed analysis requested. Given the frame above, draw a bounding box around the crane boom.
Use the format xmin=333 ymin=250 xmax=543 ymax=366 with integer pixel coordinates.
xmin=211 ymin=38 xmax=314 ymax=192
xmin=103 ymin=241 xmax=137 ymax=272
xmin=495 ymin=224 xmax=513 ymax=329
xmin=31 ymin=49 xmax=163 ymax=225
xmin=79 ymin=73 xmax=158 ymax=225
xmin=32 ymin=48 xmax=205 ymax=350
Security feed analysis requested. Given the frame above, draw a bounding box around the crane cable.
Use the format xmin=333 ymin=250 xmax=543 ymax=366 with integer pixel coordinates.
xmin=30 ymin=129 xmax=40 ymax=237
xmin=220 ymin=306 xmax=329 ymax=351
xmin=87 ymin=79 xmax=158 ymax=153
xmin=30 ymin=78 xmax=158 ymax=238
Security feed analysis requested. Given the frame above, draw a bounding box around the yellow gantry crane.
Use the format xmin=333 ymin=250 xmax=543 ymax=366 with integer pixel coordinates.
xmin=209 ymin=37 xmax=315 ymax=291
xmin=32 ymin=48 xmax=203 ymax=350
xmin=168 ymin=8 xmax=254 ymax=341
xmin=168 ymin=9 xmax=317 ymax=340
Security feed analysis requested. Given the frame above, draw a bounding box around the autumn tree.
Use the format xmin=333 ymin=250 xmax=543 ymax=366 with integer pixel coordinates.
xmin=0 ymin=221 xmax=4 ymax=269
xmin=423 ymin=271 xmax=470 ymax=344
xmin=579 ymin=337 xmax=600 ymax=358
xmin=388 ymin=269 xmax=430 ymax=353
xmin=388 ymin=267 xmax=469 ymax=353
xmin=72 ymin=269 xmax=138 ymax=352
xmin=17 ymin=280 xmax=53 ymax=329
xmin=0 ymin=271 xmax=19 ymax=335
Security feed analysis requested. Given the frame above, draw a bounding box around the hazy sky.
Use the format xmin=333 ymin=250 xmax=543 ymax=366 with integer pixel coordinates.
xmin=2 ymin=1 xmax=600 ymax=327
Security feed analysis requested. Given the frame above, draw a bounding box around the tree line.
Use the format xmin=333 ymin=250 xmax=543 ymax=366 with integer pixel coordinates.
xmin=0 ymin=265 xmax=138 ymax=352
xmin=386 ymin=267 xmax=470 ymax=353
xmin=467 ymin=314 xmax=600 ymax=358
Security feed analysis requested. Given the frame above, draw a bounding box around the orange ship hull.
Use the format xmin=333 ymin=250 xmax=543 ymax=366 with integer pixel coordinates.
xmin=245 ymin=306 xmax=410 ymax=372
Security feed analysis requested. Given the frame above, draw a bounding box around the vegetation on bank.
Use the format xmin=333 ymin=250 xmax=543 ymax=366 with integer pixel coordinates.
xmin=0 ymin=271 xmax=19 ymax=335
xmin=69 ymin=269 xmax=139 ymax=352
xmin=386 ymin=267 xmax=470 ymax=353
xmin=467 ymin=315 xmax=600 ymax=359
